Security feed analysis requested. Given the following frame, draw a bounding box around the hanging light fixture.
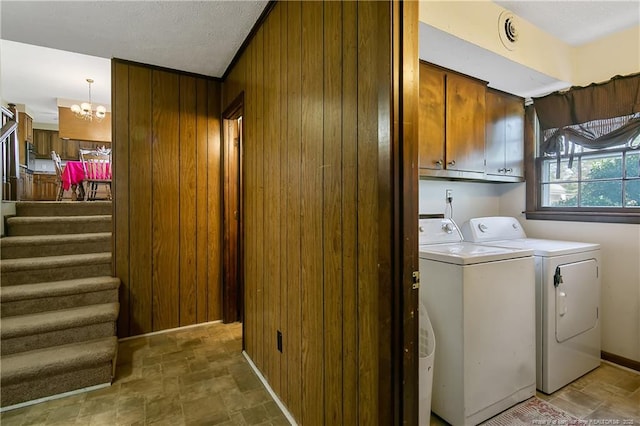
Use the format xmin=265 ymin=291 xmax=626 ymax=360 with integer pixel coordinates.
xmin=70 ymin=78 xmax=106 ymax=121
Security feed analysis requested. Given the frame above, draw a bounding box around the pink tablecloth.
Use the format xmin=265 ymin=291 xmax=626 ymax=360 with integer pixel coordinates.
xmin=61 ymin=161 xmax=86 ymax=190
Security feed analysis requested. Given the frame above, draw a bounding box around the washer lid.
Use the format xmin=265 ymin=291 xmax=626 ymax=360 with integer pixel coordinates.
xmin=419 ymin=242 xmax=533 ymax=265
xmin=477 ymin=238 xmax=600 ymax=257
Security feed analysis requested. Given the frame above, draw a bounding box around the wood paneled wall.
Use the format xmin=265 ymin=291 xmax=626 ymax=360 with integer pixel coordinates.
xmin=222 ymin=2 xmax=419 ymax=424
xmin=112 ymin=60 xmax=222 ymax=337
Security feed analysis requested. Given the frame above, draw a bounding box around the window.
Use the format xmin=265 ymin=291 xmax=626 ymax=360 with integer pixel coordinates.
xmin=538 ymin=122 xmax=640 ymax=209
xmin=526 ymin=73 xmax=640 ymax=224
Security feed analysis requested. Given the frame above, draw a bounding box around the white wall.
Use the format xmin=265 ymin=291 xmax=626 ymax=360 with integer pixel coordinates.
xmin=419 ymin=0 xmax=640 ymax=365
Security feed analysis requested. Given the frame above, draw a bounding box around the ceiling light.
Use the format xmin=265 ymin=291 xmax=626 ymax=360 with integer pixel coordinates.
xmin=70 ymin=78 xmax=106 ymax=121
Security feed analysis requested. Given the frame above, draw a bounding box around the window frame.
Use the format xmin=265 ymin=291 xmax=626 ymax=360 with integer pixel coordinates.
xmin=524 ymin=106 xmax=640 ymax=224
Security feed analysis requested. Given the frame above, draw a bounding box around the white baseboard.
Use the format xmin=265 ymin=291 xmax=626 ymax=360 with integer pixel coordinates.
xmin=242 ymin=351 xmax=297 ymax=425
xmin=0 ymin=382 xmax=110 ymax=413
xmin=118 ymin=320 xmax=223 ymax=341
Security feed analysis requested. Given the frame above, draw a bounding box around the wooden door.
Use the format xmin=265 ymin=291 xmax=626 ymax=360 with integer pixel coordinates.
xmin=222 ymin=98 xmax=243 ymax=324
xmin=418 ymin=62 xmax=446 ymax=171
xmin=446 ymin=73 xmax=486 ymax=173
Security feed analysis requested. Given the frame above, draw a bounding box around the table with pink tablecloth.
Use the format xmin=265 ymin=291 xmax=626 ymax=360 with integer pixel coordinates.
xmin=61 ymin=161 xmax=85 ymax=190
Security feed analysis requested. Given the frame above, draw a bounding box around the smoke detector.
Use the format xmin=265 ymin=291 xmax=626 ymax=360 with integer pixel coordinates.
xmin=498 ymin=11 xmax=519 ymax=51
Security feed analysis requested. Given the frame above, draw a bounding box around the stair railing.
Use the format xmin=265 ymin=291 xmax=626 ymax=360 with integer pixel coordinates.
xmin=1 ymin=104 xmax=20 ymax=201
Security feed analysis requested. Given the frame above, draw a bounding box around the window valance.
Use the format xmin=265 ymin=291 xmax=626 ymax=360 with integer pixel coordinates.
xmin=533 ymin=72 xmax=640 ymax=131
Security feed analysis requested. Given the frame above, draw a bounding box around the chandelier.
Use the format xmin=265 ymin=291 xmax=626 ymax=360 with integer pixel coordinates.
xmin=70 ymin=78 xmax=106 ymax=121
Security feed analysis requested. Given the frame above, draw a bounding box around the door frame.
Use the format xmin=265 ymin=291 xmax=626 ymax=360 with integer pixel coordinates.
xmin=222 ymin=93 xmax=244 ymax=324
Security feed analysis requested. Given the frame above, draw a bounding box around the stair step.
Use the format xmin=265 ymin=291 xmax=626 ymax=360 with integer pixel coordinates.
xmin=0 ymin=302 xmax=119 ymax=355
xmin=5 ymin=215 xmax=111 ymax=236
xmin=0 ymin=232 xmax=112 ymax=259
xmin=0 ymin=337 xmax=117 ymax=407
xmin=15 ymin=201 xmax=112 ymax=217
xmin=1 ymin=252 xmax=112 ymax=286
xmin=1 ymin=276 xmax=120 ymax=317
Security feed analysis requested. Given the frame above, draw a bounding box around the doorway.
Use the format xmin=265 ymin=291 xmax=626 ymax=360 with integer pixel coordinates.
xmin=222 ymin=95 xmax=244 ymax=324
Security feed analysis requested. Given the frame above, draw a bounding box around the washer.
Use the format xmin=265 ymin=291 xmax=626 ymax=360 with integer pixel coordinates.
xmin=419 ymin=218 xmax=536 ymax=426
xmin=461 ymin=216 xmax=601 ymax=394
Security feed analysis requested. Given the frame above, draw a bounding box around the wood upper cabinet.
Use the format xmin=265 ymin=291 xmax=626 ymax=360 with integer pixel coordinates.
xmin=485 ymin=89 xmax=524 ymax=180
xmin=446 ymin=73 xmax=486 ymax=173
xmin=34 ymin=129 xmax=51 ymax=158
xmin=65 ymin=139 xmax=80 ymax=160
xmin=419 ymin=62 xmax=446 ymax=170
xmin=17 ymin=112 xmax=33 ymax=166
xmin=418 ymin=61 xmax=486 ymax=177
xmin=50 ymin=131 xmax=63 ymax=158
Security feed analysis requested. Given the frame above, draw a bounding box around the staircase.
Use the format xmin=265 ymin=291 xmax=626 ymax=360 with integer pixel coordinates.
xmin=0 ymin=201 xmax=119 ymax=409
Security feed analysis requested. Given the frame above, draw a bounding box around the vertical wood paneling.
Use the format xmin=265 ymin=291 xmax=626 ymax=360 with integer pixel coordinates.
xmin=196 ymin=78 xmax=209 ymax=323
xmin=152 ymin=70 xmax=180 ymax=331
xmin=113 ymin=61 xmax=223 ymax=338
xmin=179 ymin=75 xmax=197 ymax=326
xmin=207 ymin=80 xmax=222 ymax=321
xmin=254 ymin=27 xmax=265 ymax=371
xmin=341 ymin=3 xmax=359 ymax=425
xmin=300 ymin=1 xmax=325 ymax=424
xmin=264 ymin=4 xmax=282 ymax=394
xmin=112 ymin=61 xmax=130 ymax=336
xmin=357 ymin=2 xmax=380 ymax=424
xmin=243 ymin=41 xmax=256 ymax=358
xmin=278 ymin=2 xmax=289 ymax=406
xmin=323 ymin=2 xmax=343 ymax=424
xmin=224 ymin=0 xmax=417 ymax=423
xmin=285 ymin=1 xmax=303 ymax=419
xmin=128 ymin=66 xmax=153 ymax=335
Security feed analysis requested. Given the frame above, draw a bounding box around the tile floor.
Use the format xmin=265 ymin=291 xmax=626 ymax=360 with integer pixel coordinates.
xmin=1 ymin=322 xmax=290 ymax=426
xmin=2 ymin=321 xmax=639 ymax=426
xmin=431 ymin=361 xmax=640 ymax=425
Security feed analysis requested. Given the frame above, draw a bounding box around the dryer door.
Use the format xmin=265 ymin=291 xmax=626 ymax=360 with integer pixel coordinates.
xmin=555 ymin=259 xmax=599 ymax=343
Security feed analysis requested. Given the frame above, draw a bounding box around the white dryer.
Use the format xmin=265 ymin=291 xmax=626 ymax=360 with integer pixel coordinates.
xmin=461 ymin=216 xmax=601 ymax=394
xmin=419 ymin=218 xmax=536 ymax=425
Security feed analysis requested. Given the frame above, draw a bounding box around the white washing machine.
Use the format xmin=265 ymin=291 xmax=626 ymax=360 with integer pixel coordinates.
xmin=461 ymin=216 xmax=601 ymax=394
xmin=419 ymin=218 xmax=536 ymax=426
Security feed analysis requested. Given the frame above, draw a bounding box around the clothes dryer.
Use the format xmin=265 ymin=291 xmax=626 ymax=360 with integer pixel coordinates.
xmin=419 ymin=218 xmax=536 ymax=425
xmin=461 ymin=216 xmax=601 ymax=394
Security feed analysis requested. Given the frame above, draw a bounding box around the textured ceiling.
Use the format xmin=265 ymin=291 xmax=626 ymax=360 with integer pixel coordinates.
xmin=494 ymin=0 xmax=640 ymax=46
xmin=1 ymin=1 xmax=268 ymax=77
xmin=0 ymin=1 xmax=267 ymax=124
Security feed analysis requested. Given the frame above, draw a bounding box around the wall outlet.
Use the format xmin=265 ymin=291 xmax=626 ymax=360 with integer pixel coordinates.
xmin=446 ymin=189 xmax=453 ymax=203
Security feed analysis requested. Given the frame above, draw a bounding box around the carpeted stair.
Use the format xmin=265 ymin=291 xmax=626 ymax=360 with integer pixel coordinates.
xmin=0 ymin=201 xmax=119 ymax=409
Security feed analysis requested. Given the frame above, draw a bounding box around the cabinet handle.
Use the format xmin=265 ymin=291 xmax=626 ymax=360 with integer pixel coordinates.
xmin=434 ymin=159 xmax=443 ymax=167
xmin=447 ymin=160 xmax=456 ymax=167
xmin=498 ymin=168 xmax=506 ymax=173
xmin=506 ymin=168 xmax=513 ymax=173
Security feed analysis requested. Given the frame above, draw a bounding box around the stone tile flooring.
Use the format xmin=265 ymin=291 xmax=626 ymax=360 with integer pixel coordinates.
xmin=0 ymin=322 xmax=290 ymax=426
xmin=431 ymin=361 xmax=640 ymax=425
xmin=2 ymin=321 xmax=639 ymax=426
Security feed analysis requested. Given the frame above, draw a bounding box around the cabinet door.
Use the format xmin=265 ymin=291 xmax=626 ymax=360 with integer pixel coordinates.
xmin=65 ymin=139 xmax=80 ymax=160
xmin=34 ymin=130 xmax=50 ymax=158
xmin=419 ymin=62 xmax=446 ymax=171
xmin=50 ymin=131 xmax=64 ymax=159
xmin=485 ymin=90 xmax=506 ymax=176
xmin=25 ymin=115 xmax=33 ymax=143
xmin=446 ymin=73 xmax=486 ymax=173
xmin=504 ymin=96 xmax=524 ymax=178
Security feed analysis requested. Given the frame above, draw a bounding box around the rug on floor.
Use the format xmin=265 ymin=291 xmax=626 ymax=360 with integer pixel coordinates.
xmin=481 ymin=397 xmax=580 ymax=426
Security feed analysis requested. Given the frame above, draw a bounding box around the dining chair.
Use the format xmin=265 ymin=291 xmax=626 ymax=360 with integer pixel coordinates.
xmin=79 ymin=148 xmax=112 ymax=200
xmin=51 ymin=151 xmax=66 ymax=201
